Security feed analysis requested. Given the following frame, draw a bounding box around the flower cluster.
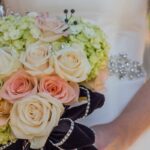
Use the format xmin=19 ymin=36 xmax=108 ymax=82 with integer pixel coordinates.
xmin=0 ymin=12 xmax=109 ymax=149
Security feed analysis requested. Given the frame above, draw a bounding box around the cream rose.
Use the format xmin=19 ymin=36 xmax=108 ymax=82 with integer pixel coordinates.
xmin=0 ymin=48 xmax=21 ymax=79
xmin=20 ymin=42 xmax=54 ymax=76
xmin=54 ymin=45 xmax=91 ymax=82
xmin=10 ymin=93 xmax=64 ymax=149
xmin=0 ymin=99 xmax=13 ymax=126
xmin=35 ymin=14 xmax=68 ymax=42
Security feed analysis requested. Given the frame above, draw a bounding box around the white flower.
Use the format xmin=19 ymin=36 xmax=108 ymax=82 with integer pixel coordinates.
xmin=54 ymin=45 xmax=91 ymax=82
xmin=0 ymin=48 xmax=21 ymax=79
xmin=8 ymin=28 xmax=23 ymax=40
xmin=20 ymin=42 xmax=54 ymax=76
xmin=30 ymin=25 xmax=41 ymax=39
xmin=10 ymin=93 xmax=64 ymax=149
xmin=69 ymin=24 xmax=83 ymax=35
xmin=27 ymin=12 xmax=39 ymax=17
xmin=83 ymin=27 xmax=96 ymax=38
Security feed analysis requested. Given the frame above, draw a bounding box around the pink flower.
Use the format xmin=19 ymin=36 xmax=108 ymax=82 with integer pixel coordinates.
xmin=0 ymin=71 xmax=38 ymax=103
xmin=35 ymin=13 xmax=68 ymax=42
xmin=39 ymin=75 xmax=79 ymax=104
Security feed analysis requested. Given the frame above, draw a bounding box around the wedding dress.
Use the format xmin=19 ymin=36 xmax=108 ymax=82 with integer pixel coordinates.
xmin=3 ymin=0 xmax=149 ymax=149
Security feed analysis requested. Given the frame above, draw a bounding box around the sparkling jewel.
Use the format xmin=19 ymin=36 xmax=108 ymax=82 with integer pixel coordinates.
xmin=109 ymin=54 xmax=145 ymax=80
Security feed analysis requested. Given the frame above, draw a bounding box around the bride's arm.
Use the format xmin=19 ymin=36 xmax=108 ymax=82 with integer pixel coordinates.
xmin=93 ymin=79 xmax=150 ymax=150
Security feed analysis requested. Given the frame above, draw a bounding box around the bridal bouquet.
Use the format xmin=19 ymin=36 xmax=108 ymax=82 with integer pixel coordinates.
xmin=0 ymin=10 xmax=109 ymax=150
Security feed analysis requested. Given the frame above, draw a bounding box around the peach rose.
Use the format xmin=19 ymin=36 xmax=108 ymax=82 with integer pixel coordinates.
xmin=0 ymin=99 xmax=13 ymax=126
xmin=83 ymin=68 xmax=108 ymax=92
xmin=0 ymin=71 xmax=38 ymax=103
xmin=10 ymin=93 xmax=64 ymax=149
xmin=39 ymin=75 xmax=79 ymax=104
xmin=35 ymin=13 xmax=68 ymax=42
xmin=20 ymin=42 xmax=54 ymax=76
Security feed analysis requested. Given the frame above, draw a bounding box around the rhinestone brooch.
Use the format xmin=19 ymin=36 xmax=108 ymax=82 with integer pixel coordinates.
xmin=109 ymin=54 xmax=145 ymax=80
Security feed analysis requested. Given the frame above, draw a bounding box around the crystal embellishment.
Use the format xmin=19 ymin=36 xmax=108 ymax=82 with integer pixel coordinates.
xmin=109 ymin=54 xmax=145 ymax=80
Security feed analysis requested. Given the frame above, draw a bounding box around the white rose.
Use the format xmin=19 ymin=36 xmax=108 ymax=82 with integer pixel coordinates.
xmin=54 ymin=45 xmax=91 ymax=82
xmin=20 ymin=42 xmax=54 ymax=76
xmin=0 ymin=48 xmax=21 ymax=79
xmin=10 ymin=93 xmax=64 ymax=149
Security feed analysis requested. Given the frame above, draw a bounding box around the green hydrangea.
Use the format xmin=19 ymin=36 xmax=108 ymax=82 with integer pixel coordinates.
xmin=0 ymin=124 xmax=16 ymax=145
xmin=67 ymin=17 xmax=109 ymax=80
xmin=0 ymin=15 xmax=41 ymax=52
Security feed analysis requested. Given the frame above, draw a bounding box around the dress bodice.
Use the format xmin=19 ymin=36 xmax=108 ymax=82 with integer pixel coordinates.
xmin=4 ymin=0 xmax=147 ymax=16
xmin=5 ymin=0 xmax=147 ymax=26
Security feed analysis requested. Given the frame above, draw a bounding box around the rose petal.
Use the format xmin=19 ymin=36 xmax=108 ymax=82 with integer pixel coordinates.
xmin=0 ymin=48 xmax=21 ymax=79
xmin=0 ymin=70 xmax=38 ymax=103
xmin=0 ymin=116 xmax=9 ymax=126
xmin=10 ymin=93 xmax=64 ymax=149
xmin=54 ymin=46 xmax=91 ymax=82
xmin=39 ymin=75 xmax=79 ymax=104
xmin=20 ymin=42 xmax=54 ymax=76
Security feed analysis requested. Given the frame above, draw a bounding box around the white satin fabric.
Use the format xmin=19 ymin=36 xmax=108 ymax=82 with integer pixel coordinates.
xmin=4 ymin=0 xmax=149 ymax=149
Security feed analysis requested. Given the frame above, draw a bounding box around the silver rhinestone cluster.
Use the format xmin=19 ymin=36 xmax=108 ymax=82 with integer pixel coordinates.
xmin=0 ymin=141 xmax=15 ymax=150
xmin=49 ymin=118 xmax=74 ymax=149
xmin=109 ymin=54 xmax=145 ymax=80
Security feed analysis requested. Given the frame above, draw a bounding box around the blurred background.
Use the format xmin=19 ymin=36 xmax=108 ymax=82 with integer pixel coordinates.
xmin=144 ymin=1 xmax=150 ymax=78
